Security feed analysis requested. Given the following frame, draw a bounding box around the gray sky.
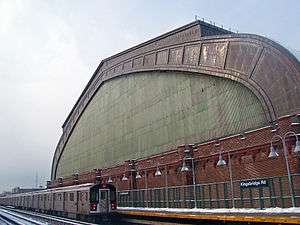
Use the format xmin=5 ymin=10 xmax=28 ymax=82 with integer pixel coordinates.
xmin=0 ymin=0 xmax=299 ymax=192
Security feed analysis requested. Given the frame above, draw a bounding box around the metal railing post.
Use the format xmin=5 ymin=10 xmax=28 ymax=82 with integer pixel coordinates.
xmin=227 ymin=152 xmax=235 ymax=208
xmin=131 ymin=171 xmax=134 ymax=207
xmin=145 ymin=170 xmax=148 ymax=208
xmin=191 ymin=158 xmax=197 ymax=208
xmin=165 ymin=166 xmax=169 ymax=208
xmin=283 ymin=133 xmax=296 ymax=207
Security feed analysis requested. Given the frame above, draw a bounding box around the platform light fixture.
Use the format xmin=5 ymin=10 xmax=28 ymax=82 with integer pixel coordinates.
xmin=180 ymin=159 xmax=190 ymax=172
xmin=295 ymin=139 xmax=300 ymax=154
xmin=217 ymin=153 xmax=226 ymax=166
xmin=122 ymin=173 xmax=128 ymax=181
xmin=155 ymin=166 xmax=162 ymax=176
xmin=269 ymin=135 xmax=300 ymax=158
xmin=268 ymin=145 xmax=279 ymax=158
xmin=135 ymin=171 xmax=142 ymax=179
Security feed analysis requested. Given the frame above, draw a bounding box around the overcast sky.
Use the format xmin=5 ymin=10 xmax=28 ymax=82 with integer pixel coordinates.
xmin=0 ymin=0 xmax=299 ymax=192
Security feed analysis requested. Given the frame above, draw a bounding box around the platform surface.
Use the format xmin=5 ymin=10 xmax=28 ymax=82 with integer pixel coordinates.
xmin=117 ymin=207 xmax=300 ymax=224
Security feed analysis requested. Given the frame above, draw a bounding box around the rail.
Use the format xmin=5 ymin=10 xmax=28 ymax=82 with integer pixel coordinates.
xmin=0 ymin=207 xmax=45 ymax=225
xmin=0 ymin=206 xmax=98 ymax=225
xmin=117 ymin=174 xmax=300 ymax=209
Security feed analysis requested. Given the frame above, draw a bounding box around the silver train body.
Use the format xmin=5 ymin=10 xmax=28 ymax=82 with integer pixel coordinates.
xmin=0 ymin=183 xmax=117 ymax=220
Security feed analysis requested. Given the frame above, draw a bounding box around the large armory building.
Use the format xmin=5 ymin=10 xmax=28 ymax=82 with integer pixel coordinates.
xmin=49 ymin=21 xmax=300 ymax=209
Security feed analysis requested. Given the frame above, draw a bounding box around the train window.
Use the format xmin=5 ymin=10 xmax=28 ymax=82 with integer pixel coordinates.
xmin=90 ymin=188 xmax=99 ymax=202
xmin=69 ymin=193 xmax=74 ymax=201
xmin=59 ymin=194 xmax=62 ymax=201
xmin=79 ymin=192 xmax=82 ymax=202
xmin=100 ymin=191 xmax=106 ymax=200
xmin=85 ymin=192 xmax=88 ymax=201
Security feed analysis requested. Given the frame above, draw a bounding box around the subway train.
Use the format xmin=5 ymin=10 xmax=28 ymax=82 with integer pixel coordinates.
xmin=0 ymin=183 xmax=117 ymax=221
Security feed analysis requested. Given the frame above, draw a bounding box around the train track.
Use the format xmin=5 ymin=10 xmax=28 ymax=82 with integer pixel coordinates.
xmin=0 ymin=206 xmax=100 ymax=225
xmin=0 ymin=207 xmax=46 ymax=225
xmin=0 ymin=206 xmax=201 ymax=225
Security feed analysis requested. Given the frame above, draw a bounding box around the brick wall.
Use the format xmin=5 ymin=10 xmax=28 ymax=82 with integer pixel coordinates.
xmin=48 ymin=114 xmax=300 ymax=208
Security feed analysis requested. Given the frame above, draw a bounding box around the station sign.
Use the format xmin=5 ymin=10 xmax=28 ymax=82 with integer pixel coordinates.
xmin=240 ymin=179 xmax=268 ymax=189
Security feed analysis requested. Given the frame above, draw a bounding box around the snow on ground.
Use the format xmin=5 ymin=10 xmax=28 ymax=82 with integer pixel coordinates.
xmin=118 ymin=207 xmax=300 ymax=214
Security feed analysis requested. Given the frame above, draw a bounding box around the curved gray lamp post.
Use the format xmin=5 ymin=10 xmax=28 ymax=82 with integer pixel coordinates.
xmin=217 ymin=151 xmax=235 ymax=208
xmin=269 ymin=131 xmax=300 ymax=208
xmin=181 ymin=157 xmax=197 ymax=208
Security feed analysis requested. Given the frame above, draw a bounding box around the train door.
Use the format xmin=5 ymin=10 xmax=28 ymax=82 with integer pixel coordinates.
xmin=63 ymin=192 xmax=66 ymax=211
xmin=31 ymin=195 xmax=34 ymax=209
xmin=44 ymin=194 xmax=46 ymax=210
xmin=52 ymin=193 xmax=55 ymax=211
xmin=99 ymin=189 xmax=110 ymax=213
xmin=76 ymin=191 xmax=80 ymax=212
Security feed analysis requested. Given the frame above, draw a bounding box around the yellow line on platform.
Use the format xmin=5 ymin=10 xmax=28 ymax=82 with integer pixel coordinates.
xmin=117 ymin=210 xmax=300 ymax=224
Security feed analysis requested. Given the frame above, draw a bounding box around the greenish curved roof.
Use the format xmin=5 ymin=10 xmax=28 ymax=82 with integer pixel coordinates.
xmin=56 ymin=71 xmax=268 ymax=178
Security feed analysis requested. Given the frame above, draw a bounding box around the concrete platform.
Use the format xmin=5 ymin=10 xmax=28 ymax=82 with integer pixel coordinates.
xmin=117 ymin=208 xmax=300 ymax=224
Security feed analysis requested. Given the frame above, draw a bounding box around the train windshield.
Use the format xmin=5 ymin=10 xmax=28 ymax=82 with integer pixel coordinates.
xmin=90 ymin=186 xmax=99 ymax=203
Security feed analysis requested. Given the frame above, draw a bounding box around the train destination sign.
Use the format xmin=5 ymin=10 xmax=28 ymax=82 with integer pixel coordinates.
xmin=240 ymin=179 xmax=268 ymax=189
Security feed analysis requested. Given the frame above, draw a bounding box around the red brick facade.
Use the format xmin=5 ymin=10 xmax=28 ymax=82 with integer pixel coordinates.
xmin=48 ymin=114 xmax=300 ymax=208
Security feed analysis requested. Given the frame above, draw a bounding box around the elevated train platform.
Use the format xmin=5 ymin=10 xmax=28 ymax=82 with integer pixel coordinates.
xmin=117 ymin=207 xmax=300 ymax=224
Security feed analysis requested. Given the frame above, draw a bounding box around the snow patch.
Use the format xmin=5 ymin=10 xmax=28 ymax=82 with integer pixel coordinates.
xmin=117 ymin=207 xmax=300 ymax=214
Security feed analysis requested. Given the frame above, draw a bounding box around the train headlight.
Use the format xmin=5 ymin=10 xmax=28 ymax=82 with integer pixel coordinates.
xmin=90 ymin=203 xmax=97 ymax=211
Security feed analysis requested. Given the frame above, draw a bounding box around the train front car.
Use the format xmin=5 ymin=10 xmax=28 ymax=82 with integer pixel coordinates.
xmin=89 ymin=183 xmax=117 ymax=215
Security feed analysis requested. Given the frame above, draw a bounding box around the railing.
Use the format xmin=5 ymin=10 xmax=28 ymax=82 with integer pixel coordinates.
xmin=117 ymin=174 xmax=300 ymax=209
xmin=194 ymin=15 xmax=239 ymax=33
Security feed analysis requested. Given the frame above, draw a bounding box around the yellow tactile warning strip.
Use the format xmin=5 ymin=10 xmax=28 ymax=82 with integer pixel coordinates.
xmin=117 ymin=210 xmax=300 ymax=224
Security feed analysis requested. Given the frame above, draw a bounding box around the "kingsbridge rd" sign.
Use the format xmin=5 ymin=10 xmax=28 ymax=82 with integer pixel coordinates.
xmin=240 ymin=179 xmax=268 ymax=189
